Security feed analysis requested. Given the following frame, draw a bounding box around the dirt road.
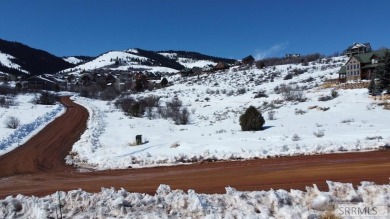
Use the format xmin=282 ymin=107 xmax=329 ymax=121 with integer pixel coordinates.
xmin=0 ymin=97 xmax=389 ymax=198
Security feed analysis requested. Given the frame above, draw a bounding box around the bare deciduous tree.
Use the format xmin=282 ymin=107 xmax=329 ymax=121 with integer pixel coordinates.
xmin=5 ymin=116 xmax=20 ymax=129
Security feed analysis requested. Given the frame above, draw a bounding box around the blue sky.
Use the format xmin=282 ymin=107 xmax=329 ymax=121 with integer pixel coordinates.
xmin=0 ymin=0 xmax=389 ymax=59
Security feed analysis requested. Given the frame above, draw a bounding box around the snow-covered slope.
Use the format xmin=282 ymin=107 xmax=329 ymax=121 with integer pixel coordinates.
xmin=61 ymin=50 xmax=179 ymax=74
xmin=0 ymin=52 xmax=29 ymax=75
xmin=1 ymin=181 xmax=388 ymax=218
xmin=66 ymin=56 xmax=390 ymax=170
xmin=63 ymin=57 xmax=84 ymax=65
xmin=159 ymin=52 xmax=218 ymax=69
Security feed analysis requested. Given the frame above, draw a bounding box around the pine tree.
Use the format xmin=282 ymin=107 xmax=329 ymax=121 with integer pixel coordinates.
xmin=239 ymin=106 xmax=265 ymax=131
xmin=376 ymin=51 xmax=390 ymax=93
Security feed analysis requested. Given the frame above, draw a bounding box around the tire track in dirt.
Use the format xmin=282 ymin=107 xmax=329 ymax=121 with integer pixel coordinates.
xmin=0 ymin=97 xmax=389 ymax=198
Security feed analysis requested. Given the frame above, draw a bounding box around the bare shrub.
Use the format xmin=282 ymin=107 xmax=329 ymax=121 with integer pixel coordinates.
xmin=99 ymin=87 xmax=119 ymax=101
xmin=114 ymin=95 xmax=145 ymax=117
xmin=292 ymin=134 xmax=301 ymax=141
xmin=236 ymin=88 xmax=247 ymax=95
xmin=144 ymin=95 xmax=160 ymax=107
xmin=318 ymin=95 xmax=333 ymax=101
xmin=5 ymin=116 xmax=20 ymax=129
xmin=295 ymin=109 xmax=307 ymax=115
xmin=33 ymin=91 xmax=57 ymax=105
xmin=253 ymin=90 xmax=268 ymax=98
xmin=283 ymin=73 xmax=293 ymax=80
xmin=267 ymin=110 xmax=276 ymax=120
xmin=166 ymin=97 xmax=182 ymax=110
xmin=174 ymin=107 xmax=190 ymax=125
xmin=341 ymin=118 xmax=355 ymax=124
xmin=331 ymin=89 xmax=339 ymax=98
xmin=313 ymin=130 xmax=325 ymax=138
xmin=365 ymin=136 xmax=383 ymax=141
xmin=279 ymin=84 xmax=306 ymax=102
xmin=0 ymin=95 xmax=16 ymax=108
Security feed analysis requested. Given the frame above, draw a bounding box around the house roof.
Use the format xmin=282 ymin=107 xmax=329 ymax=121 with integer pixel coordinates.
xmin=361 ymin=63 xmax=384 ymax=69
xmin=338 ymin=66 xmax=346 ymax=74
xmin=348 ymin=49 xmax=389 ymax=64
xmin=345 ymin=43 xmax=371 ymax=51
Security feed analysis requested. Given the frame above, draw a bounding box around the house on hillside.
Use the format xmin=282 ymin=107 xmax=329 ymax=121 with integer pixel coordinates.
xmin=180 ymin=67 xmax=202 ymax=77
xmin=0 ymin=73 xmax=11 ymax=82
xmin=343 ymin=43 xmax=372 ymax=57
xmin=242 ymin=55 xmax=255 ymax=66
xmin=25 ymin=75 xmax=60 ymax=91
xmin=285 ymin=53 xmax=301 ymax=58
xmin=80 ymin=73 xmax=94 ymax=86
xmin=338 ymin=49 xmax=389 ymax=83
xmin=213 ymin=62 xmax=230 ymax=71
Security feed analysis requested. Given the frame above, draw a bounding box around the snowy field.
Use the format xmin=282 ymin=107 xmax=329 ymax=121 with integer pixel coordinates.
xmin=1 ymin=181 xmax=389 ymax=218
xmin=66 ymin=56 xmax=390 ymax=170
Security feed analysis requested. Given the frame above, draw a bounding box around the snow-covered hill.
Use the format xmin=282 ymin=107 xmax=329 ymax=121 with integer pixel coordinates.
xmin=63 ymin=57 xmax=84 ymax=65
xmin=158 ymin=51 xmax=217 ymax=69
xmin=64 ymin=55 xmax=390 ymax=170
xmin=1 ymin=56 xmax=389 ymax=218
xmin=0 ymin=51 xmax=29 ymax=76
xmin=0 ymin=38 xmax=74 ymax=76
xmin=60 ymin=49 xmax=237 ymax=77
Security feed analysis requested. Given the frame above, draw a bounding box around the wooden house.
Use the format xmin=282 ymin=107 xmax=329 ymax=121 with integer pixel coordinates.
xmin=338 ymin=49 xmax=389 ymax=82
xmin=242 ymin=55 xmax=255 ymax=66
xmin=25 ymin=75 xmax=59 ymax=91
xmin=343 ymin=43 xmax=372 ymax=57
xmin=213 ymin=62 xmax=230 ymax=71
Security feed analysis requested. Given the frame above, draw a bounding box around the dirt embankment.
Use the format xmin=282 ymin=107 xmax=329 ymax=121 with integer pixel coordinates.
xmin=0 ymin=97 xmax=389 ymax=199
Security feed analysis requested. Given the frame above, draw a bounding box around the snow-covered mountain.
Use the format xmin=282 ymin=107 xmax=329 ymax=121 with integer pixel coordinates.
xmin=0 ymin=38 xmax=75 ymax=77
xmin=59 ymin=49 xmax=237 ymax=75
xmin=0 ymin=38 xmax=236 ymax=78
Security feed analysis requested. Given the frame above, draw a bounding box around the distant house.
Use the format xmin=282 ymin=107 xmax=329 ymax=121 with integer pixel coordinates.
xmin=338 ymin=49 xmax=389 ymax=83
xmin=343 ymin=43 xmax=372 ymax=57
xmin=80 ymin=73 xmax=94 ymax=86
xmin=213 ymin=62 xmax=230 ymax=71
xmin=285 ymin=53 xmax=301 ymax=58
xmin=242 ymin=55 xmax=255 ymax=66
xmin=0 ymin=72 xmax=10 ymax=82
xmin=25 ymin=75 xmax=59 ymax=91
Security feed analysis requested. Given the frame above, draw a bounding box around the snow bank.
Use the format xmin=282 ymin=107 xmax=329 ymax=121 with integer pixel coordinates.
xmin=0 ymin=181 xmax=388 ymax=218
xmin=0 ymin=95 xmax=65 ymax=156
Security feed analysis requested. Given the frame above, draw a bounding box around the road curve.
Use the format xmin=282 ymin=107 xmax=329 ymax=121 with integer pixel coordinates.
xmin=0 ymin=97 xmax=389 ymax=198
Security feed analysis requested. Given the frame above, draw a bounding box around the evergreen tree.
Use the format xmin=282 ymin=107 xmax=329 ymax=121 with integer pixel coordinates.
xmin=375 ymin=51 xmax=390 ymax=93
xmin=160 ymin=77 xmax=168 ymax=87
xmin=239 ymin=106 xmax=265 ymax=131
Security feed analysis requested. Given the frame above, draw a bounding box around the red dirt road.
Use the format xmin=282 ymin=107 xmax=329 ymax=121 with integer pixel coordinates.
xmin=0 ymin=97 xmax=389 ymax=199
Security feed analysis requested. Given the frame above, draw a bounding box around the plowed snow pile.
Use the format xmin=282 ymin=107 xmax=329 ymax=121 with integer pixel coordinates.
xmin=1 ymin=181 xmax=388 ymax=218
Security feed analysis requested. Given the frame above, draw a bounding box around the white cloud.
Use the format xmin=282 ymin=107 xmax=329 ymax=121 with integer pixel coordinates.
xmin=254 ymin=42 xmax=288 ymax=60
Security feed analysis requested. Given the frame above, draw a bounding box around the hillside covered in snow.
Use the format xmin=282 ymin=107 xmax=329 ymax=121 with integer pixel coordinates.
xmin=60 ymin=48 xmax=237 ymax=76
xmin=1 ymin=55 xmax=389 ymax=170
xmin=1 ymin=54 xmax=389 ymax=218
xmin=0 ymin=38 xmax=74 ymax=77
xmin=62 ymin=55 xmax=390 ymax=170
